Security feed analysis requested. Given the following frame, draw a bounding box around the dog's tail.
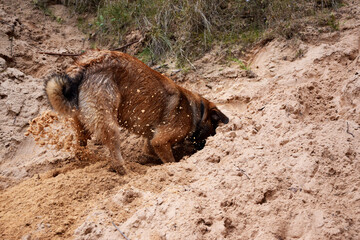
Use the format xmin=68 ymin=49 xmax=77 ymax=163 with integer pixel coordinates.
xmin=44 ymin=73 xmax=83 ymax=116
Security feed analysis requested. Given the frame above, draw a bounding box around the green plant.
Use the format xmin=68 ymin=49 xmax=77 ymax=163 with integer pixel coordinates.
xmin=33 ymin=1 xmax=64 ymax=23
xmin=295 ymin=48 xmax=305 ymax=59
xmin=56 ymin=17 xmax=63 ymax=24
xmin=77 ymin=17 xmax=86 ymax=29
xmin=63 ymin=0 xmax=102 ymax=13
xmin=53 ymin=0 xmax=343 ymax=65
xmin=136 ymin=47 xmax=154 ymax=64
xmin=317 ymin=11 xmax=340 ymax=31
xmin=241 ymin=27 xmax=263 ymax=46
xmin=327 ymin=13 xmax=340 ymax=31
xmin=229 ymin=57 xmax=251 ymax=71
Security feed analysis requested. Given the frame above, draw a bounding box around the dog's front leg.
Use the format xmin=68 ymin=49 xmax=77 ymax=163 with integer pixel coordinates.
xmin=150 ymin=137 xmax=175 ymax=163
xmin=143 ymin=139 xmax=158 ymax=158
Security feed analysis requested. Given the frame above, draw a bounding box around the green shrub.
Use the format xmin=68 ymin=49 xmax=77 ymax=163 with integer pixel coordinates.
xmin=63 ymin=0 xmax=102 ymax=13
xmin=60 ymin=0 xmax=343 ymax=63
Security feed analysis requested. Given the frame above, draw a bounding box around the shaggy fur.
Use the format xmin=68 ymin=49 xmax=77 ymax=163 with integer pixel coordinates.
xmin=45 ymin=50 xmax=229 ymax=174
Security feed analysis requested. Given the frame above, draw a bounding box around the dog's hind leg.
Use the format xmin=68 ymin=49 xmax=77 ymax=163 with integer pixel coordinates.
xmin=91 ymin=113 xmax=126 ymax=174
xmin=79 ymin=76 xmax=126 ymax=174
xmin=72 ymin=115 xmax=91 ymax=147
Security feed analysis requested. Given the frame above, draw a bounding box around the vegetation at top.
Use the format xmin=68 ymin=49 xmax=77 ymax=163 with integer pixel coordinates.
xmin=38 ymin=0 xmax=342 ymax=65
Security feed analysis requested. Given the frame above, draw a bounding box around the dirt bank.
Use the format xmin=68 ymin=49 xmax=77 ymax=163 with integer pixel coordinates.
xmin=0 ymin=1 xmax=359 ymax=239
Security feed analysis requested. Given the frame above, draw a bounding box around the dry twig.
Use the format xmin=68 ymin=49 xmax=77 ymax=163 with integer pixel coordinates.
xmin=111 ymin=221 xmax=130 ymax=240
xmin=38 ymin=51 xmax=81 ymax=57
xmin=180 ymin=49 xmax=196 ymax=70
xmin=236 ymin=167 xmax=250 ymax=179
xmin=9 ymin=22 xmax=16 ymax=57
xmin=111 ymin=39 xmax=142 ymax=52
xmin=346 ymin=122 xmax=355 ymax=137
xmin=38 ymin=39 xmax=141 ymax=57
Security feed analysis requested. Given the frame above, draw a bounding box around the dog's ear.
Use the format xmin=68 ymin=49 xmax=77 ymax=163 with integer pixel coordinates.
xmin=211 ymin=108 xmax=229 ymax=124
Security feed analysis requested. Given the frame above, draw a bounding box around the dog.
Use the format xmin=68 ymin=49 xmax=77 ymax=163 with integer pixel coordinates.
xmin=45 ymin=50 xmax=229 ymax=174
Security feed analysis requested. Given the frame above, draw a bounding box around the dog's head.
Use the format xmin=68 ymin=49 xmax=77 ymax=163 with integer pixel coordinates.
xmin=191 ymin=99 xmax=229 ymax=150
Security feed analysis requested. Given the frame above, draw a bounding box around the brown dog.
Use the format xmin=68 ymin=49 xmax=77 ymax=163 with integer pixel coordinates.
xmin=45 ymin=50 xmax=228 ymax=173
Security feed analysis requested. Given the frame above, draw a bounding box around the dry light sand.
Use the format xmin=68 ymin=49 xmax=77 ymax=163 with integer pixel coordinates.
xmin=0 ymin=1 xmax=359 ymax=239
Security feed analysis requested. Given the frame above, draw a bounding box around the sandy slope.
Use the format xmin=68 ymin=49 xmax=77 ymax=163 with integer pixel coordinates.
xmin=0 ymin=1 xmax=360 ymax=239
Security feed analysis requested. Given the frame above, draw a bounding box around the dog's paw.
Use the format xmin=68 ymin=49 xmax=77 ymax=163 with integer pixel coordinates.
xmin=109 ymin=164 xmax=127 ymax=175
xmin=137 ymin=155 xmax=162 ymax=165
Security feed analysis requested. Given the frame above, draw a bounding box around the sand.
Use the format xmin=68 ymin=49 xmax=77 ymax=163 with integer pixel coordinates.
xmin=0 ymin=1 xmax=359 ymax=239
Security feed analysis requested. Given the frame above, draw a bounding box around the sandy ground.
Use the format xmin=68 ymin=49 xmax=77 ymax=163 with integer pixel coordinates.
xmin=0 ymin=1 xmax=360 ymax=239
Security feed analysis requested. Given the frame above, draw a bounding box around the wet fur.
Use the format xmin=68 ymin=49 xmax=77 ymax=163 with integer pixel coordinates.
xmin=45 ymin=50 xmax=229 ymax=173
